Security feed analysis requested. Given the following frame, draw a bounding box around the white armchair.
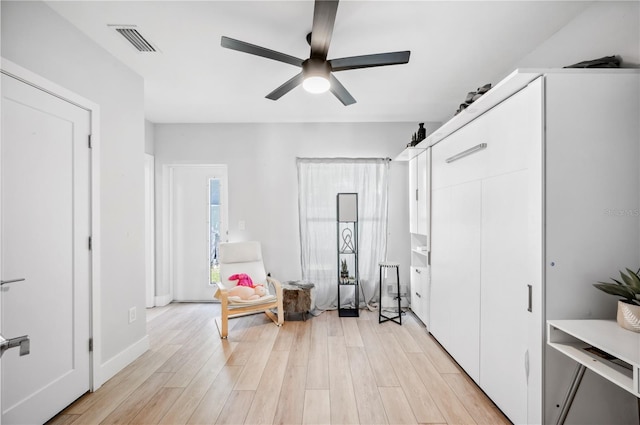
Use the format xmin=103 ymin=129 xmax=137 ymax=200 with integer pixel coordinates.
xmin=214 ymin=241 xmax=283 ymax=338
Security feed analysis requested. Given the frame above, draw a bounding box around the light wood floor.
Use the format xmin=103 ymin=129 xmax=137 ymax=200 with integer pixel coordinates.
xmin=49 ymin=303 xmax=511 ymax=425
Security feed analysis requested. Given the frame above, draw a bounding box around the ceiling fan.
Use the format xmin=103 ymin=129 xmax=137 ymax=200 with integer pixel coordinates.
xmin=220 ymin=0 xmax=411 ymax=106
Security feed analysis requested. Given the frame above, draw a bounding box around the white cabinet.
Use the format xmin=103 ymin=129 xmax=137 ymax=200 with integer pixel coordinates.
xmin=408 ymin=149 xmax=428 ymax=236
xmin=408 ymin=149 xmax=431 ymax=325
xmin=427 ymin=69 xmax=640 ymax=425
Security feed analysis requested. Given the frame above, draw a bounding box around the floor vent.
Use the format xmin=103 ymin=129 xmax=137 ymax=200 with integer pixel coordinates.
xmin=113 ymin=27 xmax=156 ymax=52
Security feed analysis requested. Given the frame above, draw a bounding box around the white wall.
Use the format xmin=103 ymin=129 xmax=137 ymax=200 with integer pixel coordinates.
xmin=1 ymin=1 xmax=147 ymax=380
xmin=515 ymin=1 xmax=640 ymax=68
xmin=153 ymin=122 xmax=436 ymax=301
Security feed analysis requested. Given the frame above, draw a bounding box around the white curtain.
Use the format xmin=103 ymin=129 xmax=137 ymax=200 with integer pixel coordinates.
xmin=297 ymin=158 xmax=389 ymax=311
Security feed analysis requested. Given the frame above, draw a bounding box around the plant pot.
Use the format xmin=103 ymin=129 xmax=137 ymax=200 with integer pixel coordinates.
xmin=616 ymin=300 xmax=640 ymax=332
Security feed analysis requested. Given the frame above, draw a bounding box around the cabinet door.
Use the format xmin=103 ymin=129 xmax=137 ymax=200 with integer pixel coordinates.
xmin=480 ymin=170 xmax=529 ymax=424
xmin=431 ymin=180 xmax=481 ymax=382
xmin=429 ymin=186 xmax=451 ymax=346
xmin=408 ymin=155 xmax=418 ymax=234
xmin=477 ymin=78 xmax=542 ymax=425
xmin=416 ymin=150 xmax=429 ymax=236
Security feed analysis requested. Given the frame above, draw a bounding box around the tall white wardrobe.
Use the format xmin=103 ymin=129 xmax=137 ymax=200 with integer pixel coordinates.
xmin=402 ymin=69 xmax=640 ymax=424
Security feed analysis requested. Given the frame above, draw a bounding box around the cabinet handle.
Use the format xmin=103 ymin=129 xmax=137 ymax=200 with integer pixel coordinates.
xmin=415 ymin=292 xmax=421 ymax=298
xmin=415 ymin=188 xmax=418 ymax=202
xmin=527 ymin=284 xmax=532 ymax=312
xmin=415 ymin=269 xmax=421 ymax=274
xmin=445 ymin=143 xmax=487 ymax=163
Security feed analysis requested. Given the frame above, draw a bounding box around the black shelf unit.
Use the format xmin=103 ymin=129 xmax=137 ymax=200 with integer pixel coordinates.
xmin=337 ymin=193 xmax=359 ymax=317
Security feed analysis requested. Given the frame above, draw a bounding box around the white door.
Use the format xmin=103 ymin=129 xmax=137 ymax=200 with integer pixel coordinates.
xmin=170 ymin=165 xmax=228 ymax=301
xmin=1 ymin=74 xmax=91 ymax=424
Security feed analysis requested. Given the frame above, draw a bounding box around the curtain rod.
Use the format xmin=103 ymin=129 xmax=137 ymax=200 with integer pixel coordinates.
xmin=296 ymin=157 xmax=391 ymax=162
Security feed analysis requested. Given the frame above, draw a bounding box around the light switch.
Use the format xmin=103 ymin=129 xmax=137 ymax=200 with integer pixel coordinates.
xmin=238 ymin=220 xmax=245 ymax=231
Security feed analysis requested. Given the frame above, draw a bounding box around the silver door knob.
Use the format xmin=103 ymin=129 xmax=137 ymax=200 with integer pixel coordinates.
xmin=0 ymin=334 xmax=30 ymax=357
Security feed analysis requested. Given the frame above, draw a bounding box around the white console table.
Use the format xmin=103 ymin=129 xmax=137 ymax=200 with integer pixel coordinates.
xmin=547 ymin=320 xmax=640 ymax=424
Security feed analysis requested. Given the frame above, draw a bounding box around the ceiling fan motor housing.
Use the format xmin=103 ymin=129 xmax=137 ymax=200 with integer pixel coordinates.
xmin=303 ymin=58 xmax=331 ymax=80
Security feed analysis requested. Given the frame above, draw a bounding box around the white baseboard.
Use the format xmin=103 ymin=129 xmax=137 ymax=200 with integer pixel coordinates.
xmin=95 ymin=335 xmax=149 ymax=389
xmin=155 ymin=294 xmax=172 ymax=307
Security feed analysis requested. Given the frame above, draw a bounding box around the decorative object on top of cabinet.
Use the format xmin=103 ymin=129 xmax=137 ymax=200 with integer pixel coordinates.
xmin=454 ymin=83 xmax=492 ymax=116
xmin=564 ymin=55 xmax=621 ymax=68
xmin=417 ymin=123 xmax=426 ymax=141
xmin=407 ymin=123 xmax=427 ymax=148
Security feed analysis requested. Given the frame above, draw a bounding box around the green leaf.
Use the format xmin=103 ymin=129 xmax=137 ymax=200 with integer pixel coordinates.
xmin=625 ymin=268 xmax=640 ymax=291
xmin=599 ymin=279 xmax=624 ymax=286
xmin=620 ymin=270 xmax=634 ymax=287
xmin=593 ymin=283 xmax=636 ymax=301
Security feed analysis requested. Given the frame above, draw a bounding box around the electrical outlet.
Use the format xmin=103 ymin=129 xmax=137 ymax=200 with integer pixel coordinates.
xmin=129 ymin=306 xmax=137 ymax=323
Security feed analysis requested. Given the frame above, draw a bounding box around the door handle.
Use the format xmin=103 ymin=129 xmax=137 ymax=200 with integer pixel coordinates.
xmin=0 ymin=334 xmax=30 ymax=357
xmin=0 ymin=278 xmax=25 ymax=286
xmin=445 ymin=143 xmax=487 ymax=163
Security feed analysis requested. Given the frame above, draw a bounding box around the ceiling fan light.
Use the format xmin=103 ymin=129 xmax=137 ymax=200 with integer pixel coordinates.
xmin=302 ymin=58 xmax=331 ymax=94
xmin=303 ymin=76 xmax=330 ymax=93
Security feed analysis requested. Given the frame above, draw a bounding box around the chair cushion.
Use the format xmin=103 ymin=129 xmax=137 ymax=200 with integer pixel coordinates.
xmin=219 ymin=242 xmax=268 ymax=287
xmin=219 ymin=241 xmax=262 ymax=263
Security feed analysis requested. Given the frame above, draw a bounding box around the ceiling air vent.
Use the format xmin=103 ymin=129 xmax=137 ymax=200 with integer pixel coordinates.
xmin=113 ymin=26 xmax=156 ymax=52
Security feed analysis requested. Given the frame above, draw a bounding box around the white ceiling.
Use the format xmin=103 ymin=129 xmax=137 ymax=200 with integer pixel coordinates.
xmin=46 ymin=1 xmax=592 ymax=124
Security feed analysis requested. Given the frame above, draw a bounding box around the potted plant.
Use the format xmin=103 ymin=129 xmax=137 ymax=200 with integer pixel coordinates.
xmin=594 ymin=268 xmax=640 ymax=332
xmin=340 ymin=259 xmax=349 ymax=283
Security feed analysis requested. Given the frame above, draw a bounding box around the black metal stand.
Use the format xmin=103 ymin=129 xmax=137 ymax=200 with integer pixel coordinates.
xmin=337 ymin=193 xmax=359 ymax=318
xmin=379 ymin=262 xmax=402 ymax=325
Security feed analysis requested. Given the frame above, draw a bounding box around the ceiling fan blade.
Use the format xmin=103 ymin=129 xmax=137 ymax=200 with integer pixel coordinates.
xmin=329 ymin=74 xmax=356 ymax=106
xmin=329 ymin=51 xmax=411 ymax=72
xmin=221 ymin=36 xmax=304 ymax=67
xmin=310 ymin=0 xmax=339 ymax=60
xmin=265 ymin=72 xmax=305 ymax=100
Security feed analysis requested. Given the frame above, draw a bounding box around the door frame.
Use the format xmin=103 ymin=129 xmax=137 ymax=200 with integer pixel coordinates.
xmin=161 ymin=164 xmax=228 ymax=303
xmin=0 ymin=58 xmax=102 ymax=393
xmin=145 ymin=154 xmax=156 ymax=308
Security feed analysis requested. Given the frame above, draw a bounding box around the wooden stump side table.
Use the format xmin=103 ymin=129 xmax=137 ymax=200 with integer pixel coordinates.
xmin=282 ymin=281 xmax=314 ymax=321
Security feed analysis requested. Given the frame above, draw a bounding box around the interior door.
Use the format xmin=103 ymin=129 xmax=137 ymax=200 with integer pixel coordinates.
xmin=170 ymin=165 xmax=228 ymax=301
xmin=1 ymin=73 xmax=91 ymax=424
